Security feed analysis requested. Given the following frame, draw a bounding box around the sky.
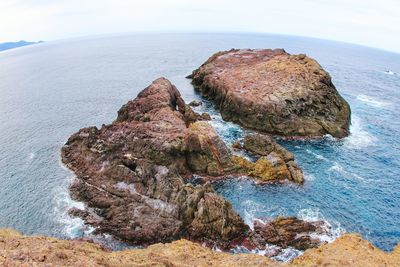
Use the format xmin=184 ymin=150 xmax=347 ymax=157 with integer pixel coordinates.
xmin=0 ymin=0 xmax=399 ymax=53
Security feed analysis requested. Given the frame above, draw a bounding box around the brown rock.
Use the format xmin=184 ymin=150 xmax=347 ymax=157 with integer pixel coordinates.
xmin=188 ymin=100 xmax=202 ymax=107
xmin=232 ymin=155 xmax=292 ymax=183
xmin=61 ymin=78 xmax=307 ymax=248
xmin=232 ymin=140 xmax=242 ymax=150
xmin=250 ymin=217 xmax=327 ymax=250
xmin=243 ymin=133 xmax=304 ymax=183
xmin=199 ymin=112 xmax=211 ymax=120
xmin=190 ymin=49 xmax=351 ymax=138
xmin=62 ymin=78 xmax=249 ymax=246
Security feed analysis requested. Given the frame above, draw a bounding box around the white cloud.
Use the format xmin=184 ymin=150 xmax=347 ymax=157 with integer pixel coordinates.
xmin=0 ymin=0 xmax=399 ymax=52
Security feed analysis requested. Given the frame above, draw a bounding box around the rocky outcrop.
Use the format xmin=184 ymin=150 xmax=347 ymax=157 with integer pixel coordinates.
xmin=242 ymin=133 xmax=304 ymax=183
xmin=250 ymin=217 xmax=328 ymax=250
xmin=190 ymin=49 xmax=351 ymax=138
xmin=1 ymin=229 xmax=399 ymax=266
xmin=62 ymin=78 xmax=250 ymax=245
xmin=61 ymin=78 xmax=304 ymax=246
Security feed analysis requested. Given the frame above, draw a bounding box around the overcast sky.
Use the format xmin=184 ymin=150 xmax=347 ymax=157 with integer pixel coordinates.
xmin=1 ymin=0 xmax=399 ymax=53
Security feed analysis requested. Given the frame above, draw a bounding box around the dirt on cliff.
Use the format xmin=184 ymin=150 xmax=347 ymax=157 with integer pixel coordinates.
xmin=1 ymin=229 xmax=399 ymax=267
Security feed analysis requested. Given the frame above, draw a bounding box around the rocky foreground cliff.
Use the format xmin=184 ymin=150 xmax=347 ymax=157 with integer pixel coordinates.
xmin=1 ymin=229 xmax=399 ymax=266
xmin=190 ymin=49 xmax=351 ymax=138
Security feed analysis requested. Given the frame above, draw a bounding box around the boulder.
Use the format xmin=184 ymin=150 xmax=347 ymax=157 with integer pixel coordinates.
xmin=190 ymin=49 xmax=351 ymax=138
xmin=243 ymin=133 xmax=304 ymax=183
xmin=188 ymin=100 xmax=202 ymax=107
xmin=250 ymin=217 xmax=328 ymax=250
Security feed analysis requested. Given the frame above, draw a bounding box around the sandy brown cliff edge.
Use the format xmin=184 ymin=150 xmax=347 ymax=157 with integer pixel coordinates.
xmin=0 ymin=229 xmax=399 ymax=267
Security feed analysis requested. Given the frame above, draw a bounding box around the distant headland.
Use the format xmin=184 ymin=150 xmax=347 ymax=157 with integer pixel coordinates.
xmin=0 ymin=40 xmax=44 ymax=52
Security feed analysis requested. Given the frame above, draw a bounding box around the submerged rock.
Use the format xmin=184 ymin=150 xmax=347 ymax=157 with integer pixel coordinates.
xmin=61 ymin=78 xmax=303 ymax=246
xmin=190 ymin=49 xmax=351 ymax=138
xmin=188 ymin=100 xmax=202 ymax=107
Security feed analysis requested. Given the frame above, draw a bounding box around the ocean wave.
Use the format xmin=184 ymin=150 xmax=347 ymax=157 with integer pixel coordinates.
xmin=242 ymin=199 xmax=264 ymax=228
xmin=234 ymin=204 xmax=345 ymax=261
xmin=304 ymin=173 xmax=316 ymax=181
xmin=356 ymin=94 xmax=391 ymax=108
xmin=230 ymin=242 xmax=303 ymax=262
xmin=328 ymin=162 xmax=366 ymax=182
xmin=305 ymin=149 xmax=328 ymax=161
xmin=344 ymin=116 xmax=376 ymax=149
xmin=28 ymin=152 xmax=35 ymax=160
xmin=298 ymin=208 xmax=345 ymax=243
xmin=383 ymin=70 xmax=397 ymax=76
xmin=209 ymin=119 xmax=244 ymax=145
xmin=52 ymin=180 xmax=93 ymax=238
xmin=272 ymin=247 xmax=303 ymax=262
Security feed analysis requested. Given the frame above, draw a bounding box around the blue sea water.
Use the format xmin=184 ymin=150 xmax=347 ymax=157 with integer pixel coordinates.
xmin=0 ymin=33 xmax=399 ymax=253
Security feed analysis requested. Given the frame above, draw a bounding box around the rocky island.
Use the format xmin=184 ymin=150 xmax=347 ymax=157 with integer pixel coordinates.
xmin=54 ymin=49 xmax=380 ymax=265
xmin=189 ymin=49 xmax=351 ymax=138
xmin=61 ymin=78 xmax=306 ymax=248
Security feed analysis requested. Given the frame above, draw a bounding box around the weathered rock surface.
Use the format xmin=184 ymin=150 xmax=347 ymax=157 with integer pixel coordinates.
xmin=190 ymin=49 xmax=351 ymax=138
xmin=242 ymin=133 xmax=304 ymax=183
xmin=1 ymin=229 xmax=399 ymax=266
xmin=188 ymin=100 xmax=202 ymax=107
xmin=61 ymin=78 xmax=303 ymax=246
xmin=62 ymin=78 xmax=250 ymax=245
xmin=250 ymin=217 xmax=328 ymax=251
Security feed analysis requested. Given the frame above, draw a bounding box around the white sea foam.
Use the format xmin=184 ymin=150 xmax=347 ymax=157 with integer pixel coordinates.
xmin=52 ymin=177 xmax=93 ymax=238
xmin=298 ymin=208 xmax=345 ymax=243
xmin=28 ymin=152 xmax=35 ymax=160
xmin=304 ymin=173 xmax=316 ymax=181
xmin=384 ymin=70 xmax=397 ymax=76
xmin=272 ymin=247 xmax=303 ymax=262
xmin=230 ymin=244 xmax=303 ymax=262
xmin=242 ymin=200 xmax=264 ymax=228
xmin=328 ymin=162 xmax=366 ymax=182
xmin=328 ymin=162 xmax=343 ymax=173
xmin=305 ymin=149 xmax=328 ymax=161
xmin=237 ymin=202 xmax=345 ymax=261
xmin=344 ymin=116 xmax=376 ymax=149
xmin=356 ymin=94 xmax=391 ymax=108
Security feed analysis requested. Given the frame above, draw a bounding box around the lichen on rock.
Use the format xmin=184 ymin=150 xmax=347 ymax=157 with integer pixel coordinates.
xmin=241 ymin=133 xmax=304 ymax=183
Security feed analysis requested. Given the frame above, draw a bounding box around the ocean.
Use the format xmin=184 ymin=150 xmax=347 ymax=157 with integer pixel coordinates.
xmin=0 ymin=33 xmax=399 ymax=255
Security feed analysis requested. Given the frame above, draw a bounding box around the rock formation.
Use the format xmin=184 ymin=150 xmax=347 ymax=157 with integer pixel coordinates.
xmin=242 ymin=133 xmax=304 ymax=183
xmin=189 ymin=49 xmax=351 ymax=138
xmin=1 ymin=229 xmax=399 ymax=266
xmin=61 ymin=78 xmax=304 ymax=246
xmin=62 ymin=78 xmax=248 ymax=245
xmin=249 ymin=217 xmax=328 ymax=251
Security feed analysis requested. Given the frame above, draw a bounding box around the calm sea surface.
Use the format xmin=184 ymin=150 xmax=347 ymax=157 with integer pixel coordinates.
xmin=0 ymin=33 xmax=399 ymax=252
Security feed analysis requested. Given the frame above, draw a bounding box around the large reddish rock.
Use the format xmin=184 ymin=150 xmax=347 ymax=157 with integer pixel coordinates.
xmin=62 ymin=78 xmax=249 ymax=245
xmin=190 ymin=49 xmax=351 ymax=138
xmin=61 ymin=78 xmax=304 ymax=247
